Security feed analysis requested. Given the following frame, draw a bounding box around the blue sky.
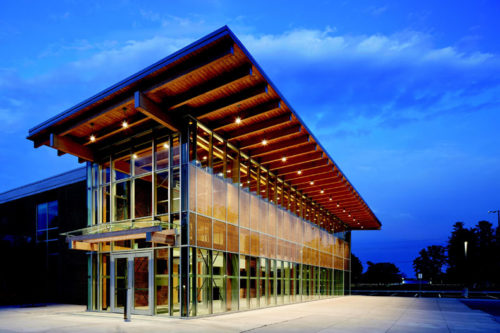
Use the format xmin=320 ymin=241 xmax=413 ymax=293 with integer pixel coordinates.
xmin=1 ymin=0 xmax=499 ymax=276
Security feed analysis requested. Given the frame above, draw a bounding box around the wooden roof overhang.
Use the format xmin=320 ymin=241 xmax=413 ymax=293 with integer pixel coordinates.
xmin=27 ymin=26 xmax=381 ymax=231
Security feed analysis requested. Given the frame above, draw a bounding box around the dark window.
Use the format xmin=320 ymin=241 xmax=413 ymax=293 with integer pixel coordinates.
xmin=36 ymin=200 xmax=58 ymax=243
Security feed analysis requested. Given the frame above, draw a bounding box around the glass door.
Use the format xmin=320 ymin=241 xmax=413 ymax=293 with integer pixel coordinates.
xmin=111 ymin=251 xmax=153 ymax=315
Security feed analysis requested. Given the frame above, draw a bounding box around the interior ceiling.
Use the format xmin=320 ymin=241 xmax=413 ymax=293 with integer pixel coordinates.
xmin=27 ymin=26 xmax=381 ymax=231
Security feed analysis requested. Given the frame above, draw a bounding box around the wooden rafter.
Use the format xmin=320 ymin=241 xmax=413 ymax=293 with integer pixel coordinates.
xmin=135 ymin=91 xmax=179 ymax=132
xmin=237 ymin=124 xmax=301 ymax=149
xmin=211 ymin=100 xmax=281 ymax=130
xmin=50 ymin=134 xmax=94 ymax=162
xmin=248 ymin=134 xmax=309 ymax=158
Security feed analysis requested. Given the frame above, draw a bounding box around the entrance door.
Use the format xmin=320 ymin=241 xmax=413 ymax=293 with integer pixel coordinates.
xmin=111 ymin=251 xmax=153 ymax=315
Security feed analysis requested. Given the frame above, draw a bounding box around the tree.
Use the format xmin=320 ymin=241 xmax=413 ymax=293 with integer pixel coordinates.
xmin=446 ymin=222 xmax=475 ymax=283
xmin=350 ymin=253 xmax=363 ymax=284
xmin=413 ymin=245 xmax=446 ymax=283
xmin=362 ymin=262 xmax=402 ymax=284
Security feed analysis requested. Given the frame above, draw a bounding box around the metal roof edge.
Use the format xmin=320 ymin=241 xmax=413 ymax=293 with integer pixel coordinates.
xmin=0 ymin=167 xmax=86 ymax=204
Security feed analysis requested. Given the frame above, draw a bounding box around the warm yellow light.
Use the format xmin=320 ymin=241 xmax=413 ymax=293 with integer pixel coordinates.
xmin=202 ymin=156 xmax=207 ymax=160
xmin=235 ymin=117 xmax=241 ymax=124
xmin=310 ymin=181 xmax=314 ymax=185
xmin=329 ymin=197 xmax=333 ymax=201
xmin=281 ymin=156 xmax=287 ymax=162
xmin=122 ymin=120 xmax=128 ymax=128
xmin=336 ymin=202 xmax=340 ymax=208
xmin=348 ymin=213 xmax=351 ymax=217
xmin=320 ymin=189 xmax=324 ymax=194
xmin=90 ymin=134 xmax=96 ymax=142
xmin=132 ymin=154 xmax=138 ymax=159
xmin=262 ymin=139 xmax=268 ymax=145
xmin=297 ymin=170 xmax=302 ymax=175
xmin=343 ymin=208 xmax=346 ymax=213
xmin=163 ymin=143 xmax=169 ymax=149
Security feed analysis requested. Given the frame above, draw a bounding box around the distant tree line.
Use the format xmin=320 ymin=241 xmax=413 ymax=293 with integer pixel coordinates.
xmin=351 ymin=221 xmax=500 ymax=289
xmin=413 ymin=221 xmax=500 ymax=288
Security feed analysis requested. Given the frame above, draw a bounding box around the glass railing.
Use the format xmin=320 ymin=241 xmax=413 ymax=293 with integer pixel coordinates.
xmin=61 ymin=220 xmax=173 ymax=238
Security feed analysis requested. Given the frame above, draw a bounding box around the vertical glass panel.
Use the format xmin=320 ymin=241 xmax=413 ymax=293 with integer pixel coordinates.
xmin=195 ymin=249 xmax=211 ymax=315
xmin=249 ymin=257 xmax=258 ymax=309
xmin=114 ymin=181 xmax=130 ymax=221
xmin=196 ymin=168 xmax=212 ymax=216
xmin=239 ymin=154 xmax=250 ymax=191
xmin=133 ymin=146 xmax=153 ymax=175
xmin=249 ymin=194 xmax=259 ymax=231
xmin=239 ymin=255 xmax=249 ymax=310
xmin=102 ymin=160 xmax=111 ymax=184
xmin=196 ymin=127 xmax=210 ymax=169
xmin=268 ymin=236 xmax=276 ymax=259
xmin=239 ymin=190 xmax=250 ymax=228
xmin=226 ymin=146 xmax=239 ymax=184
xmin=212 ymin=135 xmax=225 ymax=177
xmin=102 ymin=185 xmax=110 ymax=223
xmin=212 ymin=176 xmax=226 ymax=221
xmin=155 ymin=249 xmax=169 ymax=314
xmin=189 ymin=213 xmax=196 ymax=245
xmin=226 ymin=253 xmax=239 ymax=312
xmin=135 ymin=175 xmax=152 ymax=218
xmin=276 ymin=209 xmax=284 ymax=239
xmin=196 ymin=215 xmax=212 ymax=248
xmin=276 ymin=260 xmax=283 ymax=305
xmin=268 ymin=205 xmax=276 ymax=236
xmin=47 ymin=201 xmax=58 ymax=228
xmin=239 ymin=228 xmax=250 ymax=255
xmin=226 ymin=183 xmax=238 ymax=225
xmin=259 ymin=258 xmax=266 ymax=306
xmin=172 ymin=136 xmax=180 ymax=167
xmin=249 ymin=161 xmax=259 ymax=194
xmin=260 ymin=234 xmax=268 ymax=258
xmin=101 ymin=253 xmax=110 ymax=311
xmin=268 ymin=259 xmax=276 ymax=305
xmin=156 ymin=139 xmax=170 ymax=171
xmin=115 ymin=257 xmax=127 ymax=310
xmin=36 ymin=203 xmax=48 ymax=232
xmin=227 ymin=224 xmax=239 ymax=253
xmin=250 ymin=232 xmax=260 ymax=257
xmin=212 ymin=251 xmax=225 ymax=314
xmin=171 ymin=168 xmax=180 ymax=213
xmin=156 ymin=172 xmax=169 ymax=215
xmin=213 ymin=220 xmax=226 ymax=251
xmin=259 ymin=200 xmax=267 ymax=233
xmin=113 ymin=154 xmax=131 ymax=180
xmin=189 ymin=164 xmax=196 ymax=212
xmin=134 ymin=256 xmax=149 ymax=310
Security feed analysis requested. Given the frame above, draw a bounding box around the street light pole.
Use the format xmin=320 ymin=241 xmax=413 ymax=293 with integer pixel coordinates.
xmin=488 ymin=210 xmax=500 ymax=227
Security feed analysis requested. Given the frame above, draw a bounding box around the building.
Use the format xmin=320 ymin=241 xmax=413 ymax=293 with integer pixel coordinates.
xmin=23 ymin=26 xmax=380 ymax=317
xmin=0 ymin=168 xmax=88 ymax=305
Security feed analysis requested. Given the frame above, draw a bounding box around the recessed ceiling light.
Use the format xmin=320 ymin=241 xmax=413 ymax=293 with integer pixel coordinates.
xmin=122 ymin=120 xmax=128 ymax=128
xmin=132 ymin=154 xmax=138 ymax=159
xmin=90 ymin=134 xmax=96 ymax=142
xmin=320 ymin=189 xmax=324 ymax=194
xmin=281 ymin=156 xmax=287 ymax=162
xmin=202 ymin=156 xmax=207 ymax=160
xmin=297 ymin=170 xmax=302 ymax=175
xmin=235 ymin=117 xmax=241 ymax=124
xmin=329 ymin=197 xmax=333 ymax=201
xmin=262 ymin=139 xmax=268 ymax=145
xmin=310 ymin=181 xmax=314 ymax=185
xmin=336 ymin=202 xmax=340 ymax=208
xmin=163 ymin=143 xmax=169 ymax=149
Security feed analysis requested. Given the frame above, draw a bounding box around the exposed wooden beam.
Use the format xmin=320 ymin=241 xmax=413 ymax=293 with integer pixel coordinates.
xmin=167 ymin=64 xmax=254 ymax=110
xmin=50 ymin=134 xmax=95 ymax=161
xmin=266 ymin=151 xmax=323 ymax=171
xmin=146 ymin=229 xmax=176 ymax=245
xmin=226 ymin=114 xmax=292 ymax=140
xmin=69 ymin=241 xmax=98 ymax=251
xmin=83 ymin=114 xmax=150 ymax=146
xmin=259 ymin=143 xmax=317 ymax=164
xmin=135 ymin=91 xmax=179 ymax=132
xmin=237 ymin=124 xmax=301 ymax=149
xmin=284 ymin=166 xmax=334 ymax=182
xmin=192 ymin=84 xmax=269 ymax=119
xmin=210 ymin=100 xmax=281 ymax=130
xmin=275 ymin=159 xmax=329 ymax=176
xmin=248 ymin=134 xmax=309 ymax=158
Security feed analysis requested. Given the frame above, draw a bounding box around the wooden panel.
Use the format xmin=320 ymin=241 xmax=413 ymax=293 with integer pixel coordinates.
xmin=135 ymin=91 xmax=179 ymax=131
xmin=50 ymin=134 xmax=95 ymax=162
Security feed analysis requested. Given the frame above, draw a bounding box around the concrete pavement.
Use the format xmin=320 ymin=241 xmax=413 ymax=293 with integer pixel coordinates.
xmin=0 ymin=296 xmax=499 ymax=332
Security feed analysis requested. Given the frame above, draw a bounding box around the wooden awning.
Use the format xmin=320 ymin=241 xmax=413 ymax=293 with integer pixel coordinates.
xmin=65 ymin=223 xmax=176 ymax=251
xmin=28 ymin=26 xmax=381 ymax=231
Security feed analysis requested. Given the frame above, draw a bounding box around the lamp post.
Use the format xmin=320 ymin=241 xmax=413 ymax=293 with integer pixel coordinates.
xmin=488 ymin=210 xmax=500 ymax=227
xmin=463 ymin=241 xmax=468 ymax=298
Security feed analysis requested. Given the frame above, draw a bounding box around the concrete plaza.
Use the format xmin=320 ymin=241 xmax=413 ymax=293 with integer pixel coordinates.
xmin=0 ymin=296 xmax=499 ymax=332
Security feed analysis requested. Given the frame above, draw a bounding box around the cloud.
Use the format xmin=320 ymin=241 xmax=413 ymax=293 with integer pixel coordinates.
xmin=236 ymin=28 xmax=500 ymax=136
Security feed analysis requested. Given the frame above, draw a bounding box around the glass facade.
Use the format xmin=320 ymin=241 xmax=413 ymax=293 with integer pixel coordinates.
xmin=87 ymin=121 xmax=351 ymax=317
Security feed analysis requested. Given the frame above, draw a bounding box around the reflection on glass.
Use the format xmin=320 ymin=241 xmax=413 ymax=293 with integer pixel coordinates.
xmin=156 ymin=172 xmax=169 ymax=215
xmin=156 ymin=139 xmax=170 ymax=170
xmin=212 ymin=251 xmax=225 ymax=313
xmin=134 ymin=256 xmax=149 ymax=310
xmin=133 ymin=147 xmax=153 ymax=175
xmin=135 ymin=175 xmax=152 ymax=218
xmin=114 ymin=181 xmax=130 ymax=221
xmin=113 ymin=154 xmax=131 ymax=181
xmin=156 ymin=249 xmax=169 ymax=314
